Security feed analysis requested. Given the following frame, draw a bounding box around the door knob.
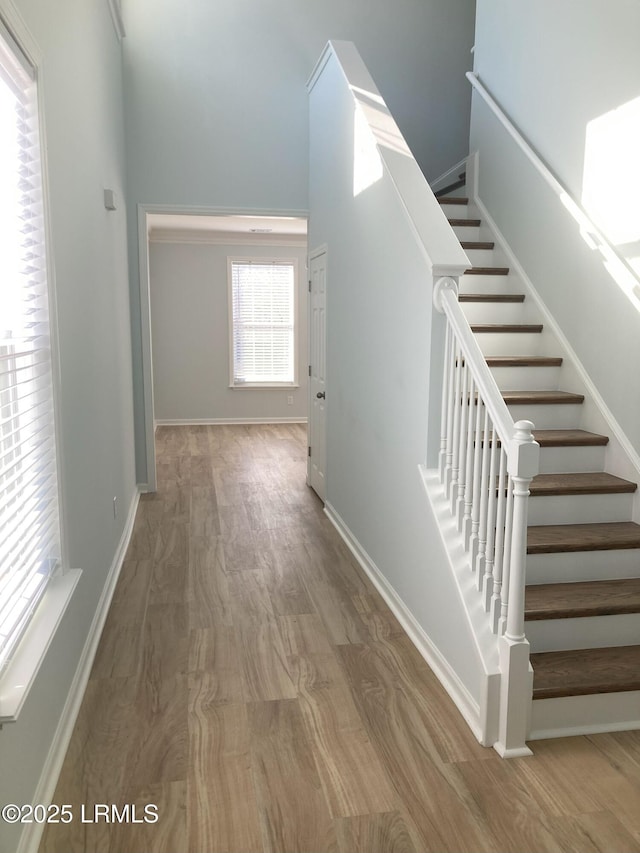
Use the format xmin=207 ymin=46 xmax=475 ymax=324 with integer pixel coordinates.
xmin=316 ymin=391 xmax=325 ymax=399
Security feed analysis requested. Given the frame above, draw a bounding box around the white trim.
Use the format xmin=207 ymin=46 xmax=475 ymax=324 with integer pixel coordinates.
xmin=106 ymin=0 xmax=125 ymax=39
xmin=149 ymin=229 xmax=306 ymax=247
xmin=229 ymin=384 xmax=300 ymax=390
xmin=429 ymin=155 xmax=470 ymax=191
xmin=467 ymin=72 xmax=640 ymax=295
xmin=142 ymin=203 xmax=309 ymax=220
xmin=137 ymin=204 xmax=309 ymax=492
xmin=137 ymin=206 xmax=157 ymax=492
xmin=473 ymin=190 xmax=640 ymax=484
xmin=324 ymin=501 xmax=487 ymax=746
xmin=0 ymin=571 xmax=81 ymax=723
xmin=0 ymin=0 xmax=42 ymax=66
xmin=306 ymin=41 xmax=334 ymax=93
xmin=155 ymin=417 xmax=307 ymax=426
xmin=15 ymin=488 xmax=140 ymax=853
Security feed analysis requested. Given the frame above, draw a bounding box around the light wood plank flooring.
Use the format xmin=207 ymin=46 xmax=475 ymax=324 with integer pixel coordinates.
xmin=41 ymin=424 xmax=640 ymax=852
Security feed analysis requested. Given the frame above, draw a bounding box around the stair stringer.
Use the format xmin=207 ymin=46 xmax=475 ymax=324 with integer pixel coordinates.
xmin=467 ymin=157 xmax=640 ymax=524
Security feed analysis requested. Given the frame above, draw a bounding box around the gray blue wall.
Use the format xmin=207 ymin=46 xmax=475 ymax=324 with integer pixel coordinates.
xmin=149 ymin=239 xmax=308 ymax=422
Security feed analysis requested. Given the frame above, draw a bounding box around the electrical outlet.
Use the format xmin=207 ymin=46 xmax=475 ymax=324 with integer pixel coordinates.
xmin=287 ymin=395 xmax=294 ymax=405
xmin=113 ymin=496 xmax=118 ymax=519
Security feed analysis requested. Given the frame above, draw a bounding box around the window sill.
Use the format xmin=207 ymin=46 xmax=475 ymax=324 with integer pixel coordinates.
xmin=0 ymin=569 xmax=82 ymax=724
xmin=229 ymin=383 xmax=300 ymax=390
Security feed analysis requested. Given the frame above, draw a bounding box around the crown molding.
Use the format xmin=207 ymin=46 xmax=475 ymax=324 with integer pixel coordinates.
xmin=149 ymin=229 xmax=307 ymax=247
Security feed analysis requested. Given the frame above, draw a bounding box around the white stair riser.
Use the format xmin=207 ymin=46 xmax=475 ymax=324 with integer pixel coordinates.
xmin=440 ymin=202 xmax=471 ymax=219
xmin=452 ymin=224 xmax=481 ymax=241
xmin=528 ymin=491 xmax=634 ymax=526
xmin=538 ymin=445 xmax=606 ymax=474
xmin=462 ymin=248 xmax=496 ymax=266
xmin=506 ymin=402 xmax=583 ymax=429
xmin=490 ymin=365 xmax=561 ymax=391
xmin=461 ymin=301 xmax=527 ymax=325
xmin=473 ymin=331 xmax=547 ymax=355
xmin=530 ymin=691 xmax=640 ymax=741
xmin=527 ymin=548 xmax=640 ymax=584
xmin=526 ymin=613 xmax=640 ymax=652
xmin=460 ymin=273 xmax=514 ymax=293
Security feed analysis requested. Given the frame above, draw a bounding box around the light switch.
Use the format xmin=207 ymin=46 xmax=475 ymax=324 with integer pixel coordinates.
xmin=103 ymin=189 xmax=117 ymax=210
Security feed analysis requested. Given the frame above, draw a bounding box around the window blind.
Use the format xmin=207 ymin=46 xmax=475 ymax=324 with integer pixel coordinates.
xmin=0 ymin=27 xmax=60 ymax=673
xmin=231 ymin=261 xmax=295 ymax=385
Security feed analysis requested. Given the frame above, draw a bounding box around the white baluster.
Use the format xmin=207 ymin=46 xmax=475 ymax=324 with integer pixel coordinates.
xmin=461 ymin=375 xmax=476 ymax=542
xmin=469 ymin=394 xmax=484 ymax=559
xmin=448 ymin=342 xmax=462 ymax=503
xmin=490 ymin=449 xmax=507 ymax=632
xmin=453 ymin=360 xmax=468 ymax=519
xmin=475 ymin=407 xmax=491 ymax=588
xmin=482 ymin=427 xmax=499 ymax=609
xmin=439 ymin=323 xmax=452 ymax=483
xmin=498 ymin=474 xmax=514 ymax=636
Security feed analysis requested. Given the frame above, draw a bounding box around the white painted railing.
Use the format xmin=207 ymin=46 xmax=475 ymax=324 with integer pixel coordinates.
xmin=433 ymin=275 xmax=539 ymax=756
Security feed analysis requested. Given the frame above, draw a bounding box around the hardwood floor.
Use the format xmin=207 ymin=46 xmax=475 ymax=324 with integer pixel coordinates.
xmin=40 ymin=424 xmax=640 ymax=853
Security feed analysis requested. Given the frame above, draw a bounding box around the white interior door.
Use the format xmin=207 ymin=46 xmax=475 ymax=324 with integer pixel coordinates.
xmin=308 ymin=248 xmax=327 ymax=501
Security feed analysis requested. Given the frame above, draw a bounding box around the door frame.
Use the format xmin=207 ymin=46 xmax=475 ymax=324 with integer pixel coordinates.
xmin=136 ymin=203 xmax=309 ymax=492
xmin=307 ymin=244 xmax=328 ymax=499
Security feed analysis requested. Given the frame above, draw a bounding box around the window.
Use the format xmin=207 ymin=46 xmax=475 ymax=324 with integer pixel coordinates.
xmin=229 ymin=259 xmax=297 ymax=387
xmin=0 ymin=19 xmax=68 ymax=713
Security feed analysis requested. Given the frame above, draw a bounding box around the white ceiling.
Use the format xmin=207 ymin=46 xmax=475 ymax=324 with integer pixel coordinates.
xmin=147 ymin=213 xmax=307 ymax=237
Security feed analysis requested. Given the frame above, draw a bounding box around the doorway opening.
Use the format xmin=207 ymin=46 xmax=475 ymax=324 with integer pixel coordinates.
xmin=138 ymin=209 xmax=309 ymax=491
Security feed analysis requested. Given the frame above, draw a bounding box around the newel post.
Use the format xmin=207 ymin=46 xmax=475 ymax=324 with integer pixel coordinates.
xmin=496 ymin=420 xmax=539 ymax=758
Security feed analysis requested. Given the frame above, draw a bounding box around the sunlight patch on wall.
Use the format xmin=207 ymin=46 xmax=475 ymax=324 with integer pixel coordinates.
xmin=353 ymin=104 xmax=383 ymax=196
xmin=582 ymin=96 xmax=640 ymax=246
xmin=580 ymin=95 xmax=640 ymax=312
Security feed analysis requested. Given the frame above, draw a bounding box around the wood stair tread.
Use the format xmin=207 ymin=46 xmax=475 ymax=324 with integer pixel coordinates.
xmin=486 ymin=356 xmax=563 ymax=367
xmin=448 ymin=218 xmax=481 ymax=227
xmin=459 ymin=293 xmax=524 ymax=303
xmin=533 ymin=429 xmax=609 ymax=447
xmin=527 ymin=521 xmax=640 ymax=554
xmin=503 ymin=390 xmax=585 ymax=405
xmin=530 ymin=472 xmax=637 ymax=496
xmin=464 ymin=267 xmax=510 ymax=276
xmin=460 ymin=241 xmax=495 ymax=250
xmin=531 ymin=645 xmax=640 ymax=699
xmin=438 ymin=196 xmax=469 ymax=205
xmin=471 ymin=323 xmax=543 ymax=333
xmin=525 ymin=578 xmax=640 ymax=621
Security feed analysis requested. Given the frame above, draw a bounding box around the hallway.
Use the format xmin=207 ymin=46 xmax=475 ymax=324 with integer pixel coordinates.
xmin=41 ymin=424 xmax=640 ymax=852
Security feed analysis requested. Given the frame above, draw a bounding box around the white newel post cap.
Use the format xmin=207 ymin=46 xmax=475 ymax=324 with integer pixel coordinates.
xmin=508 ymin=420 xmax=539 ymax=480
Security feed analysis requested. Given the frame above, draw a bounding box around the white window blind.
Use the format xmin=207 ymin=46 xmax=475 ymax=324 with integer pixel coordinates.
xmin=230 ymin=260 xmax=296 ymax=385
xmin=0 ymin=25 xmax=61 ymax=674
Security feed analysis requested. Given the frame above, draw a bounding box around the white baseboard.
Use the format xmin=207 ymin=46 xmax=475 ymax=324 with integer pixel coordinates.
xmin=324 ymin=501 xmax=484 ymax=744
xmin=17 ymin=488 xmax=141 ymax=853
xmin=155 ymin=417 xmax=308 ymax=425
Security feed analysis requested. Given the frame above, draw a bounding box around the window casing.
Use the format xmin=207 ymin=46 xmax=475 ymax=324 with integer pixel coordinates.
xmin=229 ymin=258 xmax=298 ymax=387
xmin=0 ymin=22 xmax=62 ymax=679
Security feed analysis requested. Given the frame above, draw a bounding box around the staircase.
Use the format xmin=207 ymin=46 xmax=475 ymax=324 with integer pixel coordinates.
xmin=438 ymin=193 xmax=640 ymax=739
